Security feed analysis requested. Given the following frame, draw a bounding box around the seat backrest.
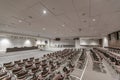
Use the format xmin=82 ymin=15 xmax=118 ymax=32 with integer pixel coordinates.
xmin=0 ymin=71 xmax=7 ymax=77
xmin=14 ymin=60 xmax=21 ymax=64
xmin=16 ymin=71 xmax=28 ymax=79
xmin=3 ymin=62 xmax=12 ymax=66
xmin=12 ymin=67 xmax=22 ymax=74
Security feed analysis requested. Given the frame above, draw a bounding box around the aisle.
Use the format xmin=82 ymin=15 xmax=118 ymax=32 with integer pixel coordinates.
xmin=82 ymin=51 xmax=113 ymax=80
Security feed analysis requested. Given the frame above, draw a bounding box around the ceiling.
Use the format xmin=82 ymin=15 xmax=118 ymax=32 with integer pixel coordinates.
xmin=0 ymin=0 xmax=120 ymax=39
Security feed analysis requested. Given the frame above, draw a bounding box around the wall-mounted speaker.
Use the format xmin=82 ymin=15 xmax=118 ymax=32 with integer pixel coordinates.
xmin=73 ymin=37 xmax=79 ymax=40
xmin=55 ymin=38 xmax=61 ymax=41
xmin=45 ymin=41 xmax=48 ymax=44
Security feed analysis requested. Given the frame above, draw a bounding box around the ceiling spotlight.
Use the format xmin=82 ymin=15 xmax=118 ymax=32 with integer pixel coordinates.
xmin=42 ymin=28 xmax=46 ymax=30
xmin=43 ymin=10 xmax=47 ymax=14
xmin=92 ymin=19 xmax=96 ymax=21
xmin=62 ymin=24 xmax=65 ymax=27
xmin=18 ymin=20 xmax=22 ymax=23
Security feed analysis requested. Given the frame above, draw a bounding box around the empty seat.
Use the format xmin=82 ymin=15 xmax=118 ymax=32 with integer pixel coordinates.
xmin=14 ymin=60 xmax=21 ymax=64
xmin=16 ymin=71 xmax=28 ymax=79
xmin=25 ymin=64 xmax=33 ymax=70
xmin=12 ymin=67 xmax=22 ymax=74
xmin=23 ymin=59 xmax=28 ymax=62
xmin=30 ymin=57 xmax=34 ymax=61
xmin=3 ymin=62 xmax=12 ymax=67
xmin=0 ymin=71 xmax=7 ymax=79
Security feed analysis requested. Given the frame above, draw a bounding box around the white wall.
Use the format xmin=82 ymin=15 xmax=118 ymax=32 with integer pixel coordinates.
xmin=0 ymin=37 xmax=35 ymax=52
xmin=102 ymin=37 xmax=108 ymax=47
xmin=80 ymin=38 xmax=100 ymax=46
xmin=0 ymin=36 xmax=49 ymax=52
xmin=49 ymin=39 xmax=75 ymax=48
xmin=75 ymin=37 xmax=101 ymax=48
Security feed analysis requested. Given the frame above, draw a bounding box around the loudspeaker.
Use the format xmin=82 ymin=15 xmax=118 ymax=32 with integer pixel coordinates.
xmin=45 ymin=41 xmax=48 ymax=44
xmin=55 ymin=38 xmax=61 ymax=41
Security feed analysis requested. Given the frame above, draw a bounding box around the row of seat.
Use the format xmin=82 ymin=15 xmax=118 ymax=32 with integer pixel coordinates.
xmin=90 ymin=50 xmax=102 ymax=62
xmin=105 ymin=47 xmax=120 ymax=54
xmin=93 ymin=48 xmax=120 ymax=74
xmin=0 ymin=49 xmax=80 ymax=80
xmin=77 ymin=49 xmax=87 ymax=69
xmin=90 ymin=49 xmax=104 ymax=72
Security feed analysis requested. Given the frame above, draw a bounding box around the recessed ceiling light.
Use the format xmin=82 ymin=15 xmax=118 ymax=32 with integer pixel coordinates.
xmin=62 ymin=24 xmax=65 ymax=27
xmin=18 ymin=20 xmax=22 ymax=23
xmin=43 ymin=10 xmax=47 ymax=14
xmin=42 ymin=28 xmax=46 ymax=30
xmin=92 ymin=19 xmax=96 ymax=21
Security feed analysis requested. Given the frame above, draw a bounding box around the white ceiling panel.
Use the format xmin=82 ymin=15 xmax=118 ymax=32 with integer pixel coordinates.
xmin=0 ymin=0 xmax=120 ymax=38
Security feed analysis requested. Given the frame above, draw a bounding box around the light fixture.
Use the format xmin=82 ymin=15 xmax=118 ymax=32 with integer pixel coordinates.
xmin=62 ymin=24 xmax=65 ymax=27
xmin=92 ymin=19 xmax=96 ymax=21
xmin=43 ymin=10 xmax=47 ymax=14
xmin=18 ymin=20 xmax=22 ymax=23
xmin=42 ymin=28 xmax=46 ymax=30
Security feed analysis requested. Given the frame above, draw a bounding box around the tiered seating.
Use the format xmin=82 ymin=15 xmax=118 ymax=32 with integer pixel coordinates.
xmin=105 ymin=47 xmax=120 ymax=54
xmin=90 ymin=49 xmax=104 ymax=72
xmin=94 ymin=48 xmax=120 ymax=74
xmin=0 ymin=49 xmax=81 ymax=80
xmin=77 ymin=49 xmax=87 ymax=69
xmin=90 ymin=50 xmax=101 ymax=62
xmin=0 ymin=67 xmax=12 ymax=80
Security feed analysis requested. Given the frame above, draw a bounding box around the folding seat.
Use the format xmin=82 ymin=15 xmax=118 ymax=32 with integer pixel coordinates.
xmin=35 ymin=58 xmax=39 ymax=62
xmin=31 ymin=67 xmax=40 ymax=74
xmin=30 ymin=57 xmax=34 ymax=61
xmin=12 ymin=67 xmax=23 ymax=75
xmin=25 ymin=64 xmax=33 ymax=71
xmin=55 ymin=61 xmax=60 ymax=68
xmin=3 ymin=62 xmax=12 ymax=67
xmin=17 ymin=62 xmax=25 ymax=67
xmin=14 ymin=60 xmax=21 ymax=64
xmin=16 ymin=70 xmax=28 ymax=79
xmin=41 ymin=68 xmax=49 ymax=78
xmin=0 ymin=71 xmax=8 ymax=79
xmin=27 ymin=60 xmax=33 ymax=64
xmin=53 ymin=72 xmax=64 ymax=80
xmin=41 ymin=61 xmax=48 ymax=68
xmin=5 ymin=64 xmax=15 ymax=70
xmin=67 ymin=62 xmax=74 ymax=72
xmin=3 ymin=62 xmax=15 ymax=70
xmin=4 ymin=76 xmax=12 ymax=80
xmin=49 ymin=64 xmax=56 ymax=72
xmin=35 ymin=61 xmax=41 ymax=68
xmin=23 ymin=58 xmax=28 ymax=63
